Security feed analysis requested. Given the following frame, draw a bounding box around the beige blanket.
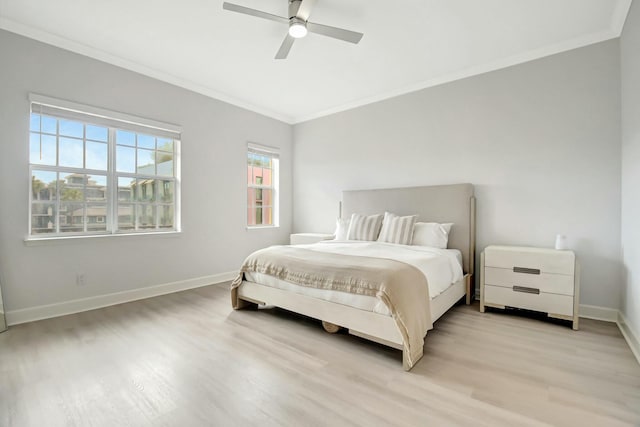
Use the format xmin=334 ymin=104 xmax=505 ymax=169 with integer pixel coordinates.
xmin=231 ymin=245 xmax=432 ymax=370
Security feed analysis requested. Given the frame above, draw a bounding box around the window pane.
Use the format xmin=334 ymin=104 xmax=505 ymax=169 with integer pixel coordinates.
xmin=118 ymin=177 xmax=135 ymax=201
xmin=137 ymin=134 xmax=155 ymax=149
xmin=251 ymin=167 xmax=264 ymax=186
xmin=116 ymin=130 xmax=135 ymax=146
xmin=116 ymin=145 xmax=135 ymax=173
xmin=30 ymin=113 xmax=40 ymax=132
xmin=158 ymin=180 xmax=174 ymax=203
xmin=155 ymin=152 xmax=173 ymax=176
xmin=157 ymin=139 xmax=173 ymax=152
xmin=136 ymin=179 xmax=155 ymax=202
xmin=60 ymin=173 xmax=85 ymax=202
xmin=86 ymin=124 xmax=108 ymax=142
xmin=86 ymin=175 xmax=107 ymax=202
xmin=263 ymin=207 xmax=273 ymax=225
xmin=32 ymin=170 xmax=57 ymax=201
xmin=158 ymin=205 xmax=174 ymax=228
xmin=31 ymin=203 xmax=56 ymax=234
xmin=263 ymin=189 xmax=272 ymax=205
xmin=59 ymin=137 xmax=83 ymax=168
xmin=41 ymin=116 xmax=57 ymax=134
xmin=137 ymin=149 xmax=155 ymax=174
xmin=247 ymin=207 xmax=256 ymax=226
xmin=60 ymin=203 xmax=84 ymax=233
xmin=30 ymin=133 xmax=57 ymax=165
xmin=137 ymin=204 xmax=156 ymax=229
xmin=59 ymin=119 xmax=83 ymax=138
xmin=86 ymin=141 xmax=108 ymax=170
xmin=262 ymin=168 xmax=272 ymax=186
xmin=86 ymin=204 xmax=107 ymax=232
xmin=118 ymin=204 xmax=134 ymax=230
xmin=255 ymin=207 xmax=263 ymax=225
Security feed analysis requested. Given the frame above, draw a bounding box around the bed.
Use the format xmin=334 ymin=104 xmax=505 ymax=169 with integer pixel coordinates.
xmin=232 ymin=183 xmax=476 ymax=370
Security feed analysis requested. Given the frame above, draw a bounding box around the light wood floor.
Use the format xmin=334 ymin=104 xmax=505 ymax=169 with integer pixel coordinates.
xmin=1 ymin=283 xmax=639 ymax=427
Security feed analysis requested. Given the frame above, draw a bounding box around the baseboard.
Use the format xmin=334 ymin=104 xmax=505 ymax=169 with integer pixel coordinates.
xmin=6 ymin=271 xmax=237 ymax=326
xmin=617 ymin=311 xmax=640 ymax=365
xmin=579 ymin=304 xmax=619 ymax=322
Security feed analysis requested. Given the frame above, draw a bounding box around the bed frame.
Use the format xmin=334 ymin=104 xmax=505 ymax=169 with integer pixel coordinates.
xmin=237 ymin=183 xmax=476 ymax=370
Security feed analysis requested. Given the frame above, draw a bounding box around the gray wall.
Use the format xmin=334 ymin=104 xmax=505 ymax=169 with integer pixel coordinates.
xmin=621 ymin=2 xmax=640 ymax=343
xmin=0 ymin=30 xmax=293 ymax=312
xmin=293 ymin=40 xmax=622 ymax=309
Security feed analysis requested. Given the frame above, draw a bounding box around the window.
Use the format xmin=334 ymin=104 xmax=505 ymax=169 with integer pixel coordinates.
xmin=29 ymin=95 xmax=181 ymax=238
xmin=247 ymin=143 xmax=279 ymax=227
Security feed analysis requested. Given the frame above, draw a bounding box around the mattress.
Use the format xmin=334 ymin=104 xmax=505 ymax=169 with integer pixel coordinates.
xmin=243 ymin=240 xmax=463 ymax=316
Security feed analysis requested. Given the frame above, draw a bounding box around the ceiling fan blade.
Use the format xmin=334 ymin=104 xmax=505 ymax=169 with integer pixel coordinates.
xmin=307 ymin=22 xmax=363 ymax=44
xmin=223 ymin=2 xmax=288 ymax=24
xmin=275 ymin=34 xmax=295 ymax=59
xmin=296 ymin=0 xmax=318 ymax=21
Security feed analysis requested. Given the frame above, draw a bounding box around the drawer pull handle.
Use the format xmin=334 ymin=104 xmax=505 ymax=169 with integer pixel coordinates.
xmin=513 ymin=266 xmax=540 ymax=275
xmin=513 ymin=286 xmax=540 ymax=295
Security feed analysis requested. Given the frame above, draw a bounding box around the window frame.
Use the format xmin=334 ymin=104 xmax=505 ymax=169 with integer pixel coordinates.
xmin=27 ymin=94 xmax=182 ymax=240
xmin=247 ymin=142 xmax=279 ymax=229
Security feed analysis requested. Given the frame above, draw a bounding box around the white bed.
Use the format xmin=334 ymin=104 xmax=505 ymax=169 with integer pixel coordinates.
xmin=245 ymin=241 xmax=464 ymax=317
xmin=234 ymin=183 xmax=476 ymax=370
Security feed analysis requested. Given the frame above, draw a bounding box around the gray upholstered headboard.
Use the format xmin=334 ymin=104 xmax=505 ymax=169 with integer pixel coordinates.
xmin=342 ymin=183 xmax=476 ymax=275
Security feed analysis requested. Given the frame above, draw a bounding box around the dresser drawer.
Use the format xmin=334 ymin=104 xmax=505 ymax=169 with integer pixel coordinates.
xmin=484 ymin=267 xmax=574 ymax=296
xmin=484 ymin=284 xmax=574 ymax=317
xmin=484 ymin=247 xmax=574 ymax=275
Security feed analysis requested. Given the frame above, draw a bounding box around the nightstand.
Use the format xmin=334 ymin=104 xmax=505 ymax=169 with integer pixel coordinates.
xmin=480 ymin=245 xmax=580 ymax=330
xmin=290 ymin=233 xmax=334 ymax=245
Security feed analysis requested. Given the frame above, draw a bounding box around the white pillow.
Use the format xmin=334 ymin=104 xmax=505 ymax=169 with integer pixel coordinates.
xmin=334 ymin=217 xmax=351 ymax=240
xmin=377 ymin=212 xmax=417 ymax=245
xmin=412 ymin=222 xmax=453 ymax=249
xmin=347 ymin=213 xmax=383 ymax=241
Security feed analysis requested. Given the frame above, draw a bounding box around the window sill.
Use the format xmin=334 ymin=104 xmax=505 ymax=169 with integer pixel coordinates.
xmin=24 ymin=230 xmax=182 ymax=246
xmin=246 ymin=225 xmax=279 ymax=230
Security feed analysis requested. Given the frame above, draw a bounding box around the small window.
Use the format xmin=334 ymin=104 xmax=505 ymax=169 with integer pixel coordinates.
xmin=247 ymin=143 xmax=279 ymax=227
xmin=29 ymin=95 xmax=181 ymax=238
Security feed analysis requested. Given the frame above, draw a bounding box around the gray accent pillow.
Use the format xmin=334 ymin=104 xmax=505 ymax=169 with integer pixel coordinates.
xmin=377 ymin=212 xmax=417 ymax=245
xmin=347 ymin=213 xmax=383 ymax=241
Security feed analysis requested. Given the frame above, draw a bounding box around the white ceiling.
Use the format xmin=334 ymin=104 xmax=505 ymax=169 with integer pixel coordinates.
xmin=0 ymin=0 xmax=632 ymax=123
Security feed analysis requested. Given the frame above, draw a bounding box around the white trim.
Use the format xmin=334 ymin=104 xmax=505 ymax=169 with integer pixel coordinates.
xmin=618 ymin=311 xmax=640 ymax=365
xmin=0 ymin=17 xmax=293 ymax=124
xmin=293 ymin=29 xmax=621 ymax=124
xmin=248 ymin=142 xmax=280 ymax=156
xmin=30 ymin=93 xmax=182 ymax=134
xmin=579 ymin=304 xmax=619 ymax=322
xmin=24 ymin=230 xmax=182 ymax=246
xmin=5 ymin=271 xmax=237 ymax=325
xmin=612 ymin=0 xmax=633 ymax=36
xmin=0 ymin=13 xmax=628 ymax=125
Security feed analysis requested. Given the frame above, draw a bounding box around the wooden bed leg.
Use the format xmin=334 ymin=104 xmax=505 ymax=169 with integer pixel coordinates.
xmin=465 ymin=274 xmax=473 ymax=305
xmin=322 ymin=321 xmax=341 ymax=334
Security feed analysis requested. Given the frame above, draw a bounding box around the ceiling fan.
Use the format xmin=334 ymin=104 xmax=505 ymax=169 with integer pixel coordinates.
xmin=222 ymin=0 xmax=364 ymax=59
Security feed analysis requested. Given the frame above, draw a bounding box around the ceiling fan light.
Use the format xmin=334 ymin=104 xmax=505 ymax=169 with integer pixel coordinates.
xmin=289 ymin=21 xmax=308 ymax=38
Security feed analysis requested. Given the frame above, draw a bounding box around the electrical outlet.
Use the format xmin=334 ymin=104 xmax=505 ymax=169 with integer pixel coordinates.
xmin=76 ymin=273 xmax=86 ymax=286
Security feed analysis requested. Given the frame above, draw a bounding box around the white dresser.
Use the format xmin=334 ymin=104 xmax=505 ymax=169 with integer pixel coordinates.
xmin=290 ymin=233 xmax=334 ymax=245
xmin=480 ymin=245 xmax=580 ymax=330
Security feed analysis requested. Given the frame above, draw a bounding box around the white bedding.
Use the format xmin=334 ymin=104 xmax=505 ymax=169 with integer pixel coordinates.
xmin=243 ymin=241 xmax=463 ymax=316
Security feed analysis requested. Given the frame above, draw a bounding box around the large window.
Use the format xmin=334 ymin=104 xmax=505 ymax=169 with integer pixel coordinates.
xmin=247 ymin=143 xmax=279 ymax=227
xmin=29 ymin=95 xmax=181 ymax=238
